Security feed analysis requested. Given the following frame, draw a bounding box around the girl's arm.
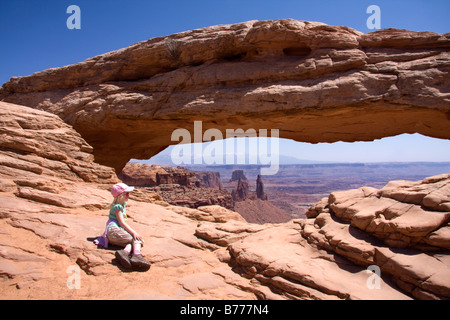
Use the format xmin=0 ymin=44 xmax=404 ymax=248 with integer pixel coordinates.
xmin=115 ymin=209 xmax=144 ymax=242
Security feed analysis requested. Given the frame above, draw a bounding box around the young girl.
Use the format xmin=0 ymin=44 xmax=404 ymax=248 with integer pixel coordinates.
xmin=96 ymin=183 xmax=151 ymax=270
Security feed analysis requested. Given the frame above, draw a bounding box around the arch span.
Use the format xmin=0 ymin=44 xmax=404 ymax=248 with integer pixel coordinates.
xmin=1 ymin=20 xmax=449 ymax=172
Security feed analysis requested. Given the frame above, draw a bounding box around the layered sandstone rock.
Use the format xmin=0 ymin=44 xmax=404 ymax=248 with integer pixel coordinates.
xmin=148 ymin=184 xmax=234 ymax=210
xmin=0 ymin=102 xmax=254 ymax=299
xmin=119 ymin=162 xmax=234 ymax=209
xmin=300 ymin=174 xmax=450 ymax=299
xmin=1 ymin=20 xmax=448 ymax=172
xmin=1 ymin=102 xmax=449 ymax=300
xmin=198 ymin=175 xmax=450 ymax=300
xmin=0 ymin=101 xmax=118 ymax=209
xmin=305 ymin=174 xmax=450 ymax=251
xmin=1 ymin=18 xmax=449 ymax=300
xmin=119 ymin=163 xmax=223 ymax=189
xmin=231 ymin=178 xmax=250 ymax=202
xmin=233 ymin=199 xmax=292 ymax=224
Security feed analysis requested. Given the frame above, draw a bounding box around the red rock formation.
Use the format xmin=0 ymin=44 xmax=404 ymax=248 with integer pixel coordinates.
xmin=0 ymin=101 xmax=449 ymax=300
xmin=119 ymin=162 xmax=223 ymax=189
xmin=119 ymin=162 xmax=233 ymax=209
xmin=1 ymin=20 xmax=448 ymax=172
xmin=230 ymin=174 xmax=291 ymax=223
xmin=306 ymin=174 xmax=450 ymax=251
xmin=0 ymin=101 xmax=118 ymax=207
xmin=231 ymin=178 xmax=250 ymax=202
xmin=148 ymin=184 xmax=234 ymax=210
xmin=117 ymin=163 xmax=163 ymax=186
xmin=234 ymin=199 xmax=292 ymax=224
xmin=230 ymin=170 xmax=248 ymax=182
xmin=256 ymin=174 xmax=268 ymax=200
xmin=194 ymin=171 xmax=223 ymax=189
xmin=0 ymin=101 xmax=250 ymax=299
xmin=1 ymin=19 xmax=449 ymax=300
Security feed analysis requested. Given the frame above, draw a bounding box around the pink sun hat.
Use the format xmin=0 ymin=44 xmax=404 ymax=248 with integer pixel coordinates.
xmin=111 ymin=182 xmax=135 ymax=197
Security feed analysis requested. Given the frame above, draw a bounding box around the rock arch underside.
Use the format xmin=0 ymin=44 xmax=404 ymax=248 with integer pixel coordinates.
xmin=1 ymin=20 xmax=450 ymax=300
xmin=1 ymin=19 xmax=449 ymax=172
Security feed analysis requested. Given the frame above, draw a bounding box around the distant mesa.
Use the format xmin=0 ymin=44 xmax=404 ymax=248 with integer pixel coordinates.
xmin=119 ymin=163 xmax=234 ymax=210
xmin=230 ymin=171 xmax=291 ymax=224
xmin=229 ymin=170 xmax=248 ymax=182
xmin=119 ymin=162 xmax=223 ymax=189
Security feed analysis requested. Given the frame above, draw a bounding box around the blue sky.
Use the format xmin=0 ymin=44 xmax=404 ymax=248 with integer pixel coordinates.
xmin=1 ymin=0 xmax=449 ymax=163
xmin=1 ymin=0 xmax=449 ymax=84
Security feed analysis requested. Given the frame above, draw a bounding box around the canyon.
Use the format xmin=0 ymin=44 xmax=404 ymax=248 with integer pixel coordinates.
xmin=0 ymin=19 xmax=449 ymax=300
xmin=190 ymin=162 xmax=450 ymax=219
xmin=119 ymin=163 xmax=292 ymax=224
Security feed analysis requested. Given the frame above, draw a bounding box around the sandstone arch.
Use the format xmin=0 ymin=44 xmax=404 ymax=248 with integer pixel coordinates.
xmin=1 ymin=19 xmax=449 ymax=172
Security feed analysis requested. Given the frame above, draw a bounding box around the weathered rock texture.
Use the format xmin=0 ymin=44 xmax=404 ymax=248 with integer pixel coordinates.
xmin=221 ymin=174 xmax=450 ymax=300
xmin=1 ymin=20 xmax=449 ymax=172
xmin=233 ymin=199 xmax=292 ymax=225
xmin=119 ymin=162 xmax=234 ymax=209
xmin=0 ymin=101 xmax=251 ymax=299
xmin=146 ymin=184 xmax=235 ymax=210
xmin=1 ymin=102 xmax=449 ymax=300
xmin=119 ymin=163 xmax=223 ymax=189
xmin=300 ymin=174 xmax=450 ymax=299
xmin=0 ymin=101 xmax=118 ymax=197
xmin=120 ymin=163 xmax=194 ymax=187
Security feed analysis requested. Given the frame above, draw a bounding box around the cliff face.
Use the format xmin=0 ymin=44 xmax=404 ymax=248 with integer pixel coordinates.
xmin=195 ymin=171 xmax=223 ymax=189
xmin=230 ymin=173 xmax=292 ymax=224
xmin=230 ymin=172 xmax=268 ymax=202
xmin=1 ymin=20 xmax=449 ymax=172
xmin=119 ymin=163 xmax=223 ymax=189
xmin=119 ymin=162 xmax=233 ymax=210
